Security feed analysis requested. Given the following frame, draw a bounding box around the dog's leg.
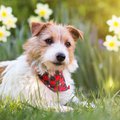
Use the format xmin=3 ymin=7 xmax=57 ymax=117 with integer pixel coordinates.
xmin=71 ymin=96 xmax=88 ymax=105
xmin=71 ymin=96 xmax=80 ymax=104
xmin=71 ymin=96 xmax=95 ymax=108
xmin=47 ymin=104 xmax=73 ymax=112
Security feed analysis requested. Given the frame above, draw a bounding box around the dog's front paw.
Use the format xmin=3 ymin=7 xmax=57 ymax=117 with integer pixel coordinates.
xmin=58 ymin=106 xmax=73 ymax=112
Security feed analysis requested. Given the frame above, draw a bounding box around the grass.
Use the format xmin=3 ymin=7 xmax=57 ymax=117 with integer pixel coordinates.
xmin=0 ymin=92 xmax=120 ymax=120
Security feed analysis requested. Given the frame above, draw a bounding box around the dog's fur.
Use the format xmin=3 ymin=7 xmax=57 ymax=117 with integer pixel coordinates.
xmin=0 ymin=22 xmax=83 ymax=112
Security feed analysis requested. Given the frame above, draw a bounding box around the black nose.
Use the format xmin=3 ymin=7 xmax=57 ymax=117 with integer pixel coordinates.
xmin=56 ymin=53 xmax=66 ymax=62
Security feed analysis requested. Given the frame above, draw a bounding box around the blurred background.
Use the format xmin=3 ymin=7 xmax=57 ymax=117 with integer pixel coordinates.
xmin=0 ymin=0 xmax=120 ymax=95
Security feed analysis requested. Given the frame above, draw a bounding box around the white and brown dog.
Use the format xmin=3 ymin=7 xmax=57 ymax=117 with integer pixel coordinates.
xmin=0 ymin=22 xmax=83 ymax=112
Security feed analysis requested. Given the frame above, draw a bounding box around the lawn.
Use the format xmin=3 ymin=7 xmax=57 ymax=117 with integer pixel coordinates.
xmin=0 ymin=93 xmax=120 ymax=120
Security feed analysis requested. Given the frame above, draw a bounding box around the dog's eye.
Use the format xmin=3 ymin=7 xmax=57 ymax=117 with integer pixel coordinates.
xmin=45 ymin=38 xmax=53 ymax=45
xmin=65 ymin=41 xmax=71 ymax=48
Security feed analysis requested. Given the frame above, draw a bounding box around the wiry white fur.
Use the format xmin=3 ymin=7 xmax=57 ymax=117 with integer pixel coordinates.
xmin=0 ymin=61 xmax=12 ymax=67
xmin=0 ymin=55 xmax=79 ymax=112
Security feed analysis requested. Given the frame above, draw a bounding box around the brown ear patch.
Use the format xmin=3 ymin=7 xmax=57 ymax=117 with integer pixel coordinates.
xmin=31 ymin=22 xmax=53 ymax=37
xmin=66 ymin=26 xmax=83 ymax=41
xmin=31 ymin=22 xmax=45 ymax=36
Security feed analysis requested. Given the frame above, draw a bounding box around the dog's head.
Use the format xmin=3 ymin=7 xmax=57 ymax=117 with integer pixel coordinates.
xmin=23 ymin=22 xmax=83 ymax=74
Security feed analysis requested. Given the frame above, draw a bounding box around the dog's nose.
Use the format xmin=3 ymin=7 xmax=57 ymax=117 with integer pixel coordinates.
xmin=56 ymin=53 xmax=66 ymax=62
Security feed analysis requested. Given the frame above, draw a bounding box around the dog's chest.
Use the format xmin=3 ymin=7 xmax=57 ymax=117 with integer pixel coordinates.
xmin=34 ymin=71 xmax=75 ymax=105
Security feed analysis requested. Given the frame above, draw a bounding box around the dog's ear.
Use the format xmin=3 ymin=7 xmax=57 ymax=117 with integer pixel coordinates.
xmin=31 ymin=22 xmax=46 ymax=36
xmin=66 ymin=26 xmax=83 ymax=41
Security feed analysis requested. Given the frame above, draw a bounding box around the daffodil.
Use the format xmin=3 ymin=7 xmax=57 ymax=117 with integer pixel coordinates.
xmin=28 ymin=16 xmax=41 ymax=25
xmin=107 ymin=15 xmax=120 ymax=34
xmin=0 ymin=26 xmax=10 ymax=42
xmin=35 ymin=3 xmax=53 ymax=20
xmin=103 ymin=35 xmax=120 ymax=52
xmin=0 ymin=5 xmax=12 ymax=22
xmin=3 ymin=15 xmax=17 ymax=29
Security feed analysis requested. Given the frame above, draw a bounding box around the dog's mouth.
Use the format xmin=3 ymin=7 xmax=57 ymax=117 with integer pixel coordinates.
xmin=42 ymin=61 xmax=66 ymax=71
xmin=52 ymin=62 xmax=64 ymax=66
xmin=41 ymin=61 xmax=66 ymax=73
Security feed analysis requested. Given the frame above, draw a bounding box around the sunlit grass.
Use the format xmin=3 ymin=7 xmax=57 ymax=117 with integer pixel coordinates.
xmin=0 ymin=91 xmax=120 ymax=120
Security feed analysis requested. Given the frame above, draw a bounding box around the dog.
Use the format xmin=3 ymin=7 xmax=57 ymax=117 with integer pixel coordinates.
xmin=0 ymin=22 xmax=83 ymax=112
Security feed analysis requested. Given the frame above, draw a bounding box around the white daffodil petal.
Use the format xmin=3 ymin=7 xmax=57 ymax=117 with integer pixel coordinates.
xmin=0 ymin=26 xmax=10 ymax=42
xmin=2 ymin=15 xmax=17 ymax=29
xmin=34 ymin=3 xmax=52 ymax=20
xmin=107 ymin=15 xmax=120 ymax=33
xmin=0 ymin=5 xmax=13 ymax=22
xmin=103 ymin=35 xmax=120 ymax=52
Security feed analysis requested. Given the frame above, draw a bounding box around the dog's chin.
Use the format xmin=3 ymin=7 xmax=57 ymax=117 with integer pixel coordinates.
xmin=43 ymin=61 xmax=67 ymax=72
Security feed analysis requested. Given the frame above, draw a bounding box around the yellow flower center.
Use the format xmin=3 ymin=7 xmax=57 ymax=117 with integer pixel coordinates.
xmin=2 ymin=11 xmax=7 ymax=17
xmin=109 ymin=41 xmax=115 ymax=47
xmin=39 ymin=10 xmax=47 ymax=17
xmin=113 ymin=21 xmax=119 ymax=27
xmin=0 ymin=31 xmax=4 ymax=37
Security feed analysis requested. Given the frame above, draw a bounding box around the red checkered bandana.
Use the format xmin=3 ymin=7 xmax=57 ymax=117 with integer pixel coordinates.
xmin=38 ymin=71 xmax=70 ymax=92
